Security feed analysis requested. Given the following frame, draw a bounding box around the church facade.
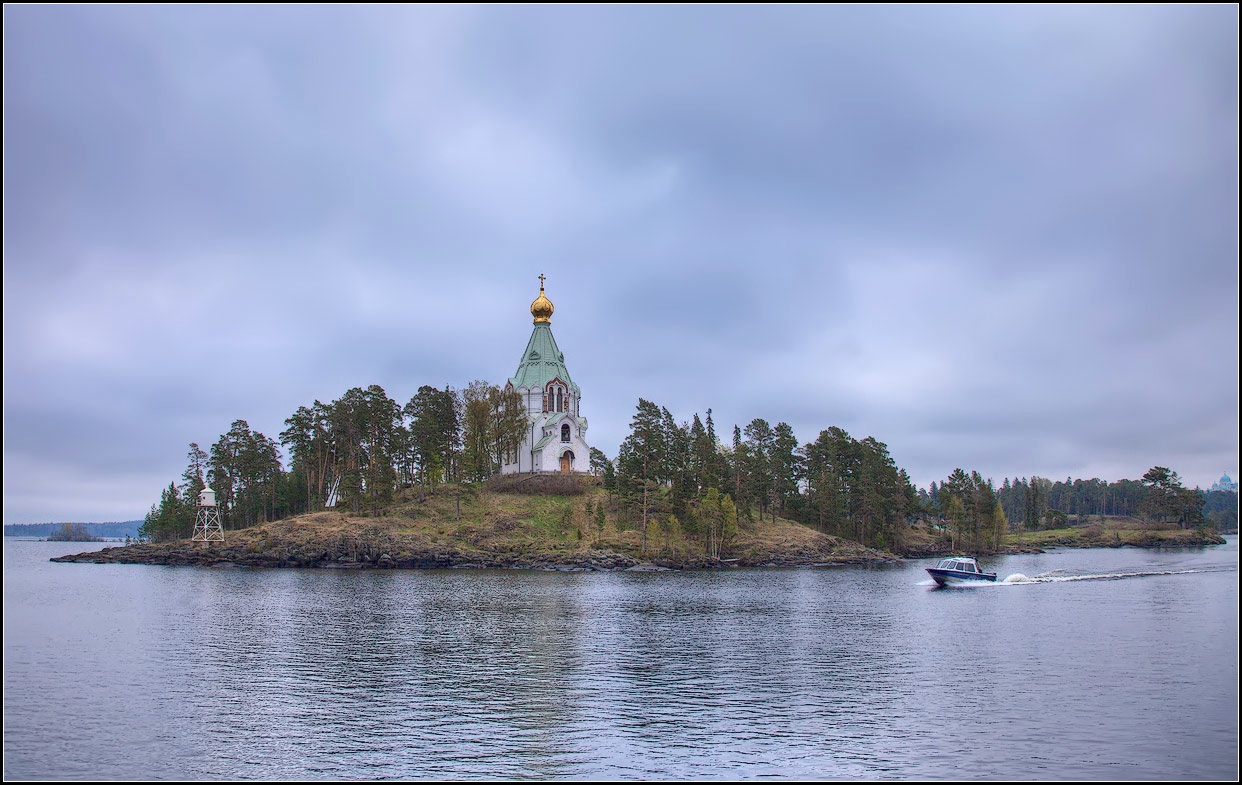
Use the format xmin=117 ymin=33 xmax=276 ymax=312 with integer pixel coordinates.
xmin=500 ymin=276 xmax=591 ymax=475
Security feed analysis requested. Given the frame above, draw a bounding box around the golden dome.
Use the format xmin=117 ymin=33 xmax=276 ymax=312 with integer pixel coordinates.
xmin=530 ymin=274 xmax=554 ymax=324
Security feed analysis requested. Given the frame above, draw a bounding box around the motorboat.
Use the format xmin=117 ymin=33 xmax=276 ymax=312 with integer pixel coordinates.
xmin=926 ymin=556 xmax=997 ymax=586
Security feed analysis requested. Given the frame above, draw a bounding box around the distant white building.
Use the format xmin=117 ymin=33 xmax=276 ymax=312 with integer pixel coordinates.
xmin=1210 ymin=473 xmax=1238 ymax=492
xmin=500 ymin=276 xmax=591 ymax=474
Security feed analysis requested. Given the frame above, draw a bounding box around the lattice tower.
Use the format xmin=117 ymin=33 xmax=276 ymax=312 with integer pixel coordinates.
xmin=192 ymin=487 xmax=224 ymax=544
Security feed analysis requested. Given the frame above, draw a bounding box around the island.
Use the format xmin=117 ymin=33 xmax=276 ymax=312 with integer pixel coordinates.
xmin=49 ymin=477 xmax=1225 ymax=570
xmin=54 ymin=282 xmax=1228 ymax=572
xmin=50 ymin=483 xmax=892 ymax=569
xmin=46 ymin=522 xmax=104 ymax=543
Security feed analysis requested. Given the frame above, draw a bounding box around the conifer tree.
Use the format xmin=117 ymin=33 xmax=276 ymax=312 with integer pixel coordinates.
xmin=139 ymin=481 xmax=192 ymax=542
xmin=771 ymin=422 xmax=801 ymax=519
xmin=589 ymin=447 xmax=611 ymax=477
xmin=616 ymin=399 xmax=666 ymax=553
xmin=405 ymin=385 xmax=461 ymax=487
xmin=181 ymin=443 xmax=208 ymax=508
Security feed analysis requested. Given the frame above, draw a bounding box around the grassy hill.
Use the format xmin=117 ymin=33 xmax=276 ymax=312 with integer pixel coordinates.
xmin=53 ymin=478 xmax=893 ymax=569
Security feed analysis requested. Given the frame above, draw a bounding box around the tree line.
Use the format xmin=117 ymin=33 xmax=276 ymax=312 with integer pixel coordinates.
xmin=929 ymin=467 xmax=1222 ymax=532
xmin=607 ymin=399 xmax=918 ymax=555
xmin=606 ymin=400 xmax=1227 ymax=554
xmin=141 ymin=381 xmax=529 ymax=540
xmin=139 ymin=384 xmax=1232 ymax=546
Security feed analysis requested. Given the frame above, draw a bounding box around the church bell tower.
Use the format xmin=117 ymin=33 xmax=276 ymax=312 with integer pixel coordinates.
xmin=501 ymin=275 xmax=590 ymax=474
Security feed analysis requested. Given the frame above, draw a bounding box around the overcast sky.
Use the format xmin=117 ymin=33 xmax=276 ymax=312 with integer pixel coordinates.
xmin=4 ymin=5 xmax=1238 ymax=524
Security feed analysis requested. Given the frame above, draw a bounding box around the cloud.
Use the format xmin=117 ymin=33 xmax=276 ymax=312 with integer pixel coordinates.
xmin=3 ymin=5 xmax=1237 ymax=522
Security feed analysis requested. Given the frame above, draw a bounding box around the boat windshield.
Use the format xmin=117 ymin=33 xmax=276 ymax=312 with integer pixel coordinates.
xmin=937 ymin=559 xmax=979 ymax=572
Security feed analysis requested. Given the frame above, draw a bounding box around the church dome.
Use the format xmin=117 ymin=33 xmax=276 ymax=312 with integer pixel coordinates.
xmin=530 ymin=275 xmax=554 ymax=324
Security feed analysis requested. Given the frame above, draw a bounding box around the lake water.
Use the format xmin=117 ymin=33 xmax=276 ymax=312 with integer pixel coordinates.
xmin=3 ymin=537 xmax=1237 ymax=780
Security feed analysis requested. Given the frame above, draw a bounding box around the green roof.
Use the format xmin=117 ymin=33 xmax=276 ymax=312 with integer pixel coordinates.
xmin=509 ymin=324 xmax=580 ymax=394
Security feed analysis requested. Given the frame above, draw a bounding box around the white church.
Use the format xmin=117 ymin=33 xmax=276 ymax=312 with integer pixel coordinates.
xmin=500 ymin=275 xmax=591 ymax=475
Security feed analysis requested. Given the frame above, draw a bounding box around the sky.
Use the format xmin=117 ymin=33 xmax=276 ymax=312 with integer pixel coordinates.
xmin=3 ymin=5 xmax=1238 ymax=524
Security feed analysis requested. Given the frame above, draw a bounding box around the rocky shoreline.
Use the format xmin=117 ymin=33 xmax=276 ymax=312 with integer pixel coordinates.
xmin=50 ymin=540 xmax=896 ymax=571
xmin=50 ymin=529 xmax=1228 ymax=571
xmin=47 ymin=505 xmax=1227 ymax=572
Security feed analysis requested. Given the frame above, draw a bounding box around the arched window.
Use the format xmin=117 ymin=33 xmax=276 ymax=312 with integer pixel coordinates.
xmin=547 ymin=380 xmax=569 ymax=414
xmin=561 ymin=423 xmax=570 ymax=442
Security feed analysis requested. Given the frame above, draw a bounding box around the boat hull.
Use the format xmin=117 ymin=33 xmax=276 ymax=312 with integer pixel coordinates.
xmin=927 ymin=568 xmax=998 ymax=586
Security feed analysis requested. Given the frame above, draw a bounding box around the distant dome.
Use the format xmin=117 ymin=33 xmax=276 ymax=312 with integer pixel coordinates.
xmin=1211 ymin=473 xmax=1238 ymax=492
xmin=530 ymin=275 xmax=554 ymax=324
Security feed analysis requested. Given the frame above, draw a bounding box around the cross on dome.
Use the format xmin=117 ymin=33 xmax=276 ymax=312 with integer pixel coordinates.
xmin=530 ymin=274 xmax=554 ymax=324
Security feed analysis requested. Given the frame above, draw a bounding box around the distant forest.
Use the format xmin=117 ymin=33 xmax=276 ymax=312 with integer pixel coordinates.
xmin=137 ymin=382 xmax=1239 ymax=547
xmin=4 ymin=521 xmax=143 ymax=539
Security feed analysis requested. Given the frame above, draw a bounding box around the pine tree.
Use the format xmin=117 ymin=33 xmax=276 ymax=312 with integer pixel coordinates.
xmin=405 ymin=385 xmax=461 ymax=488
xmin=616 ymin=399 xmax=666 ymax=554
xmin=771 ymin=422 xmax=800 ymax=519
xmin=743 ymin=418 xmax=775 ymax=521
xmin=181 ymin=443 xmax=208 ymax=507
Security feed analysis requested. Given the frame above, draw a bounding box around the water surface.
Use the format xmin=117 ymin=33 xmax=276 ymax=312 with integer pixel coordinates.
xmin=4 ymin=537 xmax=1237 ymax=779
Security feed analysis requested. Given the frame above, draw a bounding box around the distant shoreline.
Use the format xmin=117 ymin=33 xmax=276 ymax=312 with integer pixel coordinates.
xmin=6 ymin=536 xmax=131 ymax=543
xmin=5 ymin=522 xmax=143 ymax=540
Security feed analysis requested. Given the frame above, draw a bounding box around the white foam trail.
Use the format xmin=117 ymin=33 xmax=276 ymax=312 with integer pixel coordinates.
xmin=996 ymin=566 xmax=1234 ymax=585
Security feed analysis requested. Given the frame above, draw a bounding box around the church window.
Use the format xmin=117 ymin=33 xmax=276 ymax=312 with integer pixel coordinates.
xmin=561 ymin=424 xmax=570 ymax=443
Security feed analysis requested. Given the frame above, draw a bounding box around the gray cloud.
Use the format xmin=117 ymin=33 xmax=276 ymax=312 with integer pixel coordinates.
xmin=3 ymin=5 xmax=1237 ymax=522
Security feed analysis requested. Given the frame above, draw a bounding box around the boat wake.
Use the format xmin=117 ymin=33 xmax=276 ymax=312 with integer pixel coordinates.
xmin=922 ymin=563 xmax=1235 ymax=588
xmin=1000 ymin=564 xmax=1236 ymax=585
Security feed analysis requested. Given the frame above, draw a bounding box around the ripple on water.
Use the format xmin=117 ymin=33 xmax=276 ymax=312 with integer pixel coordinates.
xmin=3 ymin=540 xmax=1238 ymax=780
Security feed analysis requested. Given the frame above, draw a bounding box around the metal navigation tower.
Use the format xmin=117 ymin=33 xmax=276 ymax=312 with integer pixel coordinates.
xmin=192 ymin=487 xmax=225 ymax=544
